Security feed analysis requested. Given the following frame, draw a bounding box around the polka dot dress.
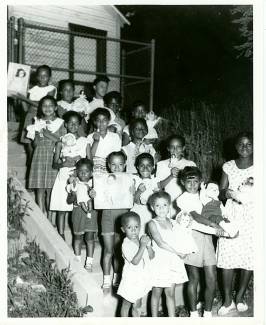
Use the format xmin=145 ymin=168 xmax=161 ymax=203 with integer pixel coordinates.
xmin=216 ymin=160 xmax=254 ymax=271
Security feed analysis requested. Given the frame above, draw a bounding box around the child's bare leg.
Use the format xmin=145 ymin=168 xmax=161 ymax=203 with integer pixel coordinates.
xmin=102 ymin=234 xmax=114 ymax=275
xmin=45 ymin=188 xmax=52 ymax=212
xmin=84 ymin=232 xmax=95 ymax=258
xmin=203 ymin=265 xmax=216 ymax=311
xmin=113 ymin=232 xmax=121 ymax=274
xmin=151 ymin=287 xmax=163 ymax=317
xmin=56 ymin=211 xmax=66 ymax=239
xmin=186 ymin=265 xmax=200 ymax=311
xmin=221 ymin=268 xmax=234 ymax=306
xmin=165 ymin=284 xmax=176 ymax=316
xmin=25 ymin=143 xmax=33 ymax=165
xmin=235 ymin=270 xmax=252 ymax=304
xmin=121 ymin=299 xmax=132 ymax=317
xmin=36 ymin=189 xmax=45 ymax=213
xmin=132 ymin=298 xmax=142 ymax=317
xmin=47 ymin=210 xmax=56 ymax=224
xmin=73 ymin=234 xmax=83 ymax=256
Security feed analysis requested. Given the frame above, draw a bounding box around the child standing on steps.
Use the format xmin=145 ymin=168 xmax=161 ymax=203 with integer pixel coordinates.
xmin=96 ymin=151 xmax=130 ymax=290
xmin=27 ymin=96 xmax=65 ymax=215
xmin=20 ymin=65 xmax=57 ymax=162
xmin=147 ymin=191 xmax=188 ymax=317
xmin=176 ymin=166 xmax=223 ymax=318
xmin=67 ymin=158 xmax=97 ymax=271
xmin=50 ymin=111 xmax=90 ymax=239
xmin=118 ymin=212 xmax=154 ymax=317
xmin=87 ymin=108 xmax=121 ymax=173
xmin=156 ymin=134 xmax=196 ymax=217
xmin=122 ymin=118 xmax=157 ymax=174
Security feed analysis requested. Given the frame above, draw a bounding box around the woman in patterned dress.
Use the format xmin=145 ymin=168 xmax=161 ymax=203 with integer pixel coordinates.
xmin=27 ymin=96 xmax=66 ymax=214
xmin=216 ymin=132 xmax=254 ymax=315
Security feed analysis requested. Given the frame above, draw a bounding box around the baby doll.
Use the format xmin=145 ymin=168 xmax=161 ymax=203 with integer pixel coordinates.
xmin=232 ymin=176 xmax=254 ymax=204
xmin=60 ymin=133 xmax=78 ymax=160
xmin=26 ymin=117 xmax=50 ymax=140
xmin=200 ymin=182 xmax=239 ymax=238
xmin=72 ymin=90 xmax=91 ymax=116
xmin=66 ymin=176 xmax=93 ymax=218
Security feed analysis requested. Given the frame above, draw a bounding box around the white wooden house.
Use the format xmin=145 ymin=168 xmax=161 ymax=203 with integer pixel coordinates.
xmin=8 ymin=5 xmax=130 ymax=93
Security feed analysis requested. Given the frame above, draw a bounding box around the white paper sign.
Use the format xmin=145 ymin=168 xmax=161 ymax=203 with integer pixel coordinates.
xmin=93 ymin=173 xmax=134 ymax=209
xmin=7 ymin=62 xmax=31 ymax=97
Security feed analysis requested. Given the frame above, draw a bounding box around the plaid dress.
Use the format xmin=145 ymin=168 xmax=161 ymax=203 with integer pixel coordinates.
xmin=28 ymin=119 xmax=66 ymax=189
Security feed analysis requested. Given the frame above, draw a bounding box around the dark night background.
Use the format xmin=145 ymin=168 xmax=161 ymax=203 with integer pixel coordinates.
xmin=118 ymin=5 xmax=252 ymax=109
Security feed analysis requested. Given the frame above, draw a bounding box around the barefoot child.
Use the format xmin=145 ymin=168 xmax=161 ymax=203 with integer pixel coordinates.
xmin=118 ymin=212 xmax=154 ymax=317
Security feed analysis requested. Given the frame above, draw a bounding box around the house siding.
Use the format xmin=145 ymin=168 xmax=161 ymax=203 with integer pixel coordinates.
xmin=8 ymin=5 xmax=121 ymax=91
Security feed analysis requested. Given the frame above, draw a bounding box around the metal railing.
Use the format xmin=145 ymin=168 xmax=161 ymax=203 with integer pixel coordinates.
xmin=7 ymin=16 xmax=155 ymax=111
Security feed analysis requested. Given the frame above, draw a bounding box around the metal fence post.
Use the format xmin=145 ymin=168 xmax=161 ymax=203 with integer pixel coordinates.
xmin=18 ymin=18 xmax=25 ymax=64
xmin=8 ymin=17 xmax=16 ymax=65
xmin=149 ymin=39 xmax=155 ymax=111
xmin=121 ymin=48 xmax=126 ymax=108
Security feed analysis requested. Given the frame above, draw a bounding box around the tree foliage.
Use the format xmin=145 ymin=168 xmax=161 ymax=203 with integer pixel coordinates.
xmin=231 ymin=6 xmax=253 ymax=59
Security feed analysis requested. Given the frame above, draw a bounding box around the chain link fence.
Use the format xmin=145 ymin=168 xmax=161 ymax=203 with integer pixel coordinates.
xmin=8 ymin=17 xmax=155 ymax=114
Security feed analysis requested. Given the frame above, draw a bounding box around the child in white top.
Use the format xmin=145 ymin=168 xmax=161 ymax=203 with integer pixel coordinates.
xmin=147 ymin=191 xmax=188 ymax=317
xmin=122 ymin=118 xmax=157 ymax=174
xmin=50 ymin=111 xmax=89 ymax=239
xmin=131 ymin=153 xmax=160 ymax=236
xmin=118 ymin=212 xmax=154 ymax=317
xmin=87 ymin=108 xmax=121 ymax=173
xmin=156 ymin=134 xmax=196 ymax=216
xmin=176 ymin=166 xmax=223 ymax=318
xmin=122 ymin=101 xmax=158 ymax=146
xmin=104 ymin=91 xmax=126 ymax=136
xmin=20 ymin=65 xmax=57 ymax=161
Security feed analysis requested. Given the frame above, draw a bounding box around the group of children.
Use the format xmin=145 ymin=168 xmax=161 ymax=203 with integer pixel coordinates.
xmin=14 ymin=64 xmax=254 ymax=317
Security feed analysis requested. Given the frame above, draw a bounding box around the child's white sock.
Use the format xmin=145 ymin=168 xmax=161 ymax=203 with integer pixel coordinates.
xmin=103 ymin=275 xmax=111 ymax=284
xmin=203 ymin=310 xmax=212 ymax=318
xmin=85 ymin=256 xmax=93 ymax=265
xmin=190 ymin=310 xmax=199 ymax=317
xmin=74 ymin=255 xmax=81 ymax=262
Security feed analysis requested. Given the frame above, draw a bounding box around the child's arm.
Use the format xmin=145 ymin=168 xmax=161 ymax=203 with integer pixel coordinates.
xmin=190 ymin=211 xmax=223 ymax=230
xmin=159 ymin=167 xmax=179 ymax=189
xmin=86 ymin=143 xmax=92 ymax=160
xmin=80 ymin=201 xmax=88 ymax=213
xmin=146 ymin=237 xmax=155 ymax=259
xmin=148 ymin=221 xmax=185 ymax=258
xmin=134 ymin=183 xmax=146 ymax=204
xmin=131 ymin=235 xmax=150 ymax=265
xmin=122 ymin=132 xmax=130 ymax=146
xmin=90 ymin=132 xmax=100 ymax=157
xmin=66 ymin=191 xmax=77 ymax=205
xmin=191 ymin=220 xmax=224 ymax=236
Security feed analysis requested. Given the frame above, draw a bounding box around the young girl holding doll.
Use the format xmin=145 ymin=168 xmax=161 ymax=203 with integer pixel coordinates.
xmin=147 ymin=191 xmax=188 ymax=317
xmin=117 ymin=212 xmax=154 ymax=317
xmin=216 ymin=132 xmax=254 ymax=315
xmin=122 ymin=118 xmax=157 ymax=174
xmin=20 ymin=65 xmax=57 ymax=161
xmin=87 ymin=108 xmax=121 ymax=173
xmin=131 ymin=153 xmax=160 ymax=236
xmin=156 ymin=134 xmax=196 ymax=216
xmin=98 ymin=151 xmax=130 ymax=290
xmin=176 ymin=166 xmax=223 ymax=317
xmin=66 ymin=158 xmax=97 ymax=271
xmin=50 ymin=111 xmax=89 ymax=239
xmin=27 ymin=95 xmax=65 ymax=214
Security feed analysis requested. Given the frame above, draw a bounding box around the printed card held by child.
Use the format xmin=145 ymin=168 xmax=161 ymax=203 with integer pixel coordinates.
xmin=93 ymin=172 xmax=134 ymax=209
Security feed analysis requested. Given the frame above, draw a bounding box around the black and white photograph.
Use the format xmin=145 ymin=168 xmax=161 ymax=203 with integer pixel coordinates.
xmin=3 ymin=1 xmax=265 ymax=320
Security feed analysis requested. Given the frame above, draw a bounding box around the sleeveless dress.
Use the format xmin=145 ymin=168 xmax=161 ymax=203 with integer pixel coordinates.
xmin=150 ymin=219 xmax=188 ymax=287
xmin=216 ymin=160 xmax=254 ymax=271
xmin=28 ymin=118 xmax=65 ymax=189
xmin=117 ymin=237 xmax=152 ymax=303
xmin=50 ymin=136 xmax=88 ymax=211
